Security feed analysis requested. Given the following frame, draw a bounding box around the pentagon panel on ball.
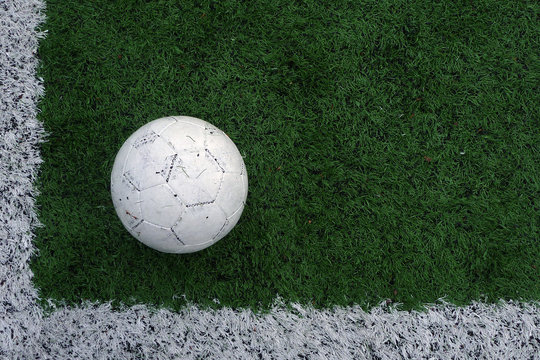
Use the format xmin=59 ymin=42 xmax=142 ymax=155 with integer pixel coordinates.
xmin=111 ymin=116 xmax=248 ymax=254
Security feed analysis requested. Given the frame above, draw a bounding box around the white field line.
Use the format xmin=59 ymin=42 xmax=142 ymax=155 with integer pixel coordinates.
xmin=0 ymin=1 xmax=538 ymax=359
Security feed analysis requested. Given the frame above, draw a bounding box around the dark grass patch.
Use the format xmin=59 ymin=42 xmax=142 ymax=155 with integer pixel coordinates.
xmin=32 ymin=0 xmax=540 ymax=312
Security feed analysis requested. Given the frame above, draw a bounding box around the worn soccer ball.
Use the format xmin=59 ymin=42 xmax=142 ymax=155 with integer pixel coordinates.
xmin=111 ymin=116 xmax=248 ymax=253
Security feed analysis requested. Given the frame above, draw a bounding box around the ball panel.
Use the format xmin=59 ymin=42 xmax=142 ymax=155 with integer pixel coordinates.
xmin=172 ymin=204 xmax=227 ymax=246
xmin=111 ymin=182 xmax=142 ymax=230
xmin=202 ymin=122 xmax=222 ymax=141
xmin=224 ymin=203 xmax=245 ymax=236
xmin=111 ymin=141 xmax=132 ymax=184
xmin=214 ymin=172 xmax=247 ymax=216
xmin=123 ymin=146 xmax=167 ymax=191
xmin=204 ymin=133 xmax=244 ymax=174
xmin=241 ymin=166 xmax=248 ymax=192
xmin=140 ymin=116 xmax=177 ymax=137
xmin=136 ymin=135 xmax=177 ymax=166
xmin=132 ymin=129 xmax=160 ymax=150
xmin=170 ymin=116 xmax=210 ymax=129
xmin=167 ymin=151 xmax=223 ymax=206
xmin=139 ymin=184 xmax=184 ymax=228
xmin=122 ymin=165 xmax=162 ymax=192
xmin=172 ymin=241 xmax=214 ymax=254
xmin=131 ymin=221 xmax=183 ymax=253
xmin=159 ymin=121 xmax=206 ymax=153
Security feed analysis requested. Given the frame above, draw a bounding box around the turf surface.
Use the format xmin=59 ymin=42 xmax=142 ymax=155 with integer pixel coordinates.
xmin=32 ymin=0 xmax=539 ymax=311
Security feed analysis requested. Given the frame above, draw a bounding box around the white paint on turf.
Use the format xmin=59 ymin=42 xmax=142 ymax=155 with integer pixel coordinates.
xmin=0 ymin=0 xmax=538 ymax=358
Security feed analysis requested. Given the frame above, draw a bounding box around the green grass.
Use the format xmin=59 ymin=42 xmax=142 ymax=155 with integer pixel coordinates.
xmin=33 ymin=0 xmax=539 ymax=312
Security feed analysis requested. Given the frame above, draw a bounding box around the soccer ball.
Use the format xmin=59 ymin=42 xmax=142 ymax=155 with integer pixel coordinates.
xmin=111 ymin=116 xmax=248 ymax=253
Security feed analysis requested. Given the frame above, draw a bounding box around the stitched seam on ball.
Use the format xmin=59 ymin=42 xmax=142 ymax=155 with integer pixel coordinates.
xmin=156 ymin=117 xmax=178 ymax=136
xmin=120 ymin=144 xmax=134 ymax=176
xmin=137 ymin=182 xmax=167 ymax=192
xmin=164 ymin=182 xmax=186 ymax=206
xmin=227 ymin=202 xmax=245 ymax=221
xmin=171 ymin=117 xmax=206 ymax=129
xmin=133 ymin=131 xmax=159 ymax=149
xmin=185 ymin=200 xmax=215 ymax=208
xmin=131 ymin=219 xmax=144 ymax=230
xmin=139 ymin=220 xmax=171 ymax=229
xmin=136 ymin=190 xmax=143 ymax=221
xmin=211 ymin=219 xmax=229 ymax=241
xmin=170 ymin=227 xmax=185 ymax=245
xmin=204 ymin=148 xmax=225 ymax=173
xmin=164 ymin=154 xmax=178 ymax=182
xmin=122 ymin=172 xmax=140 ymax=191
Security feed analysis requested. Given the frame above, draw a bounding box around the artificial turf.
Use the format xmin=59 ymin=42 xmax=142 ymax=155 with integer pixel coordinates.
xmin=32 ymin=0 xmax=539 ymax=312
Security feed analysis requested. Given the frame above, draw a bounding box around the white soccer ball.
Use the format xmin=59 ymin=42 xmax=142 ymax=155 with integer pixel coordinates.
xmin=111 ymin=116 xmax=248 ymax=253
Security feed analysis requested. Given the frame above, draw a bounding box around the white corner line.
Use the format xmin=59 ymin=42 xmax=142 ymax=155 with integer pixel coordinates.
xmin=0 ymin=1 xmax=538 ymax=359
